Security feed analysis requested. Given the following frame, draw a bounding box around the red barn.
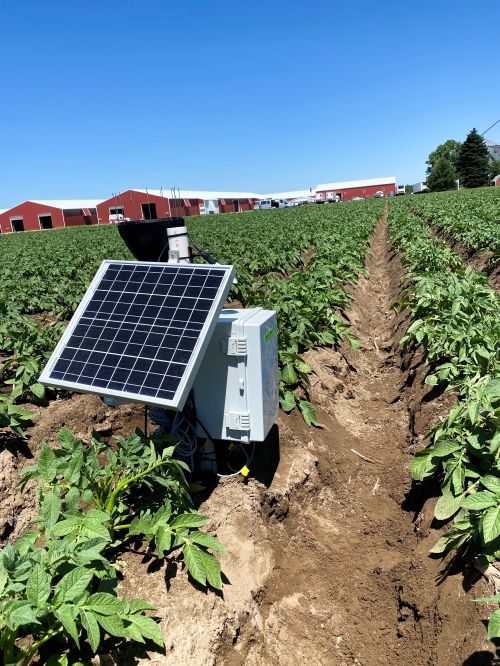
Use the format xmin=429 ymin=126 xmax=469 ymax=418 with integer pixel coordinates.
xmin=0 ymin=200 xmax=100 ymax=234
xmin=315 ymin=177 xmax=397 ymax=202
xmin=96 ymin=189 xmax=259 ymax=224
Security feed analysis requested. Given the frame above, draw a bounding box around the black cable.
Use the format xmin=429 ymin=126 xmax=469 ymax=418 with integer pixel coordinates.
xmin=190 ymin=240 xmax=217 ymax=264
xmin=144 ymin=405 xmax=148 ymax=438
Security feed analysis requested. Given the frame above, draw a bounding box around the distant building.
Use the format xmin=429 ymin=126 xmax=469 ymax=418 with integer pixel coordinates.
xmin=485 ymin=139 xmax=500 ymax=161
xmin=96 ymin=189 xmax=259 ymax=224
xmin=259 ymin=189 xmax=316 ymax=203
xmin=0 ymin=200 xmax=100 ymax=233
xmin=493 ymin=175 xmax=500 ymax=187
xmin=315 ymin=177 xmax=397 ymax=201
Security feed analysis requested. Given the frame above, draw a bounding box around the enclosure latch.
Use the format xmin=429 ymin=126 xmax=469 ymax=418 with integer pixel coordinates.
xmin=221 ymin=336 xmax=247 ymax=356
xmin=225 ymin=412 xmax=251 ymax=430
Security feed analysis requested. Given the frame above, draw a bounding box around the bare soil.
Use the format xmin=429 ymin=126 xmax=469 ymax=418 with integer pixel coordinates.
xmin=1 ymin=217 xmax=497 ymax=665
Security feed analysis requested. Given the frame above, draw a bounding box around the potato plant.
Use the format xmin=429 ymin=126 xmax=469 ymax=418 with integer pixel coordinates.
xmin=389 ymin=201 xmax=500 ymax=638
xmin=0 ymin=427 xmax=225 ymax=664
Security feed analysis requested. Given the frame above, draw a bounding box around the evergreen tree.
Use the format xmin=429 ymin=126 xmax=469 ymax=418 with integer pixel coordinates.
xmin=426 ymin=157 xmax=457 ymax=192
xmin=457 ymin=128 xmax=490 ymax=188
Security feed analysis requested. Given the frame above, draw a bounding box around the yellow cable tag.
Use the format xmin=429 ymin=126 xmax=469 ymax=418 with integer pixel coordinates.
xmin=240 ymin=466 xmax=250 ymax=477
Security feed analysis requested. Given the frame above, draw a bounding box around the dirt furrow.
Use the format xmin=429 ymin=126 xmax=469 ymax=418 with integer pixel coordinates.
xmin=212 ymin=214 xmax=492 ymax=665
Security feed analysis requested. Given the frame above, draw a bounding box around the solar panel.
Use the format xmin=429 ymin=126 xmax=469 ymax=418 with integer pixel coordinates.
xmin=39 ymin=260 xmax=235 ymax=410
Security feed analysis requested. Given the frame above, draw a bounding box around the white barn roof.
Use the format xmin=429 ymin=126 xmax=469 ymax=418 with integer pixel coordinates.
xmin=259 ymin=189 xmax=316 ymax=200
xmin=29 ymin=199 xmax=102 ymax=209
xmin=135 ymin=189 xmax=260 ymax=200
xmin=316 ymin=177 xmax=396 ymax=191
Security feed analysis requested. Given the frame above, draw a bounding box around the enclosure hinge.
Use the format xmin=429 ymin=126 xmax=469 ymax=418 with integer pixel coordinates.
xmin=221 ymin=336 xmax=247 ymax=356
xmin=224 ymin=412 xmax=251 ymax=431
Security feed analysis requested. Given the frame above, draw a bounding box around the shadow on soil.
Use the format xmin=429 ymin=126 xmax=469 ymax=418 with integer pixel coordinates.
xmin=462 ymin=648 xmax=500 ymax=665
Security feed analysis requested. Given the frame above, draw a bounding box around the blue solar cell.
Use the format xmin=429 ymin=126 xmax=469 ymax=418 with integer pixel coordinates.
xmin=40 ymin=260 xmax=234 ymax=409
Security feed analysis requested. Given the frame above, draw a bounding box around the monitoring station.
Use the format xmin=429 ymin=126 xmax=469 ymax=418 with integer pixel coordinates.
xmin=40 ymin=217 xmax=279 ymax=475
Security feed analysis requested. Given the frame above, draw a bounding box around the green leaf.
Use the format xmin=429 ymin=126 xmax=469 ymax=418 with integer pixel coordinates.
xmin=484 ymin=379 xmax=500 ymax=400
xmin=155 ymin=526 xmax=172 ymax=556
xmin=279 ymin=390 xmax=296 ymax=412
xmin=7 ymin=601 xmax=40 ymax=628
xmin=0 ymin=570 xmax=7 ymax=595
xmin=81 ymin=514 xmax=111 ymax=541
xmin=190 ymin=532 xmax=226 ymax=553
xmin=488 ymin=609 xmax=500 ymax=640
xmin=461 ymin=492 xmax=498 ymax=511
xmin=481 ymin=476 xmax=500 ymax=495
xmin=129 ymin=614 xmax=164 ymax=647
xmin=39 ymin=491 xmax=62 ymax=529
xmin=429 ymin=535 xmax=455 ymax=554
xmin=14 ymin=530 xmax=39 ymax=556
xmin=58 ymin=427 xmax=77 ymax=449
xmin=127 ymin=622 xmax=146 ymax=643
xmin=55 ymin=605 xmax=80 ymax=647
xmin=129 ymin=599 xmax=156 ymax=613
xmin=199 ymin=549 xmax=223 ymax=590
xmin=30 ymin=382 xmax=46 ymax=399
xmin=64 ymin=446 xmax=84 ymax=485
xmin=54 ymin=567 xmax=93 ymax=604
xmin=298 ymin=400 xmax=321 ymax=427
xmin=425 ymin=374 xmax=438 ymax=386
xmin=434 ymin=493 xmax=462 ymax=521
xmin=171 ymin=513 xmax=208 ymax=529
xmin=80 ymin=608 xmax=101 ymax=653
xmin=281 ymin=363 xmax=298 ymax=385
xmin=482 ymin=506 xmax=500 ymax=544
xmin=429 ymin=440 xmax=463 ymax=458
xmin=64 ymin=487 xmax=81 ymax=512
xmin=409 ymin=452 xmax=436 ymax=481
xmin=38 ymin=444 xmax=58 ymax=482
xmin=468 ymin=401 xmax=479 ymax=425
xmin=346 ymin=332 xmax=360 ymax=350
xmin=26 ymin=564 xmax=51 ymax=606
xmin=85 ymin=592 xmax=124 ymax=615
xmin=52 ymin=517 xmax=82 ymax=537
xmin=86 ymin=509 xmax=111 ymax=524
xmin=96 ymin=613 xmax=127 ymax=638
xmin=183 ymin=543 xmax=207 ymax=586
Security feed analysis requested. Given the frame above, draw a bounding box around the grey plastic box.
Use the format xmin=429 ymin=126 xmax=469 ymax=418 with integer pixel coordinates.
xmin=193 ymin=308 xmax=278 ymax=442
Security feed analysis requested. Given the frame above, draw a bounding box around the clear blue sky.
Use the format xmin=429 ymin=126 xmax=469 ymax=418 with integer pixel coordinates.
xmin=1 ymin=0 xmax=499 ymax=207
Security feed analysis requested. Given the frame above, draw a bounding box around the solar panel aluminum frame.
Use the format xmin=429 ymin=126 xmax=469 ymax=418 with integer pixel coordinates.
xmin=39 ymin=260 xmax=235 ymax=411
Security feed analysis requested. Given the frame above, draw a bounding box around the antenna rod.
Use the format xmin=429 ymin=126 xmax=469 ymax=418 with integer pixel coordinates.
xmin=481 ymin=119 xmax=500 ymax=136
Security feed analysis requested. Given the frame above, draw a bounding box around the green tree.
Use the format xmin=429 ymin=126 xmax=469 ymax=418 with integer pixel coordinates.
xmin=489 ymin=159 xmax=500 ymax=181
xmin=457 ymin=128 xmax=490 ymax=188
xmin=426 ymin=157 xmax=457 ymax=192
xmin=426 ymin=139 xmax=461 ymax=176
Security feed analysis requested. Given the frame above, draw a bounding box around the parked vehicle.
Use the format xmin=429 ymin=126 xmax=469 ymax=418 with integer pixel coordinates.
xmin=254 ymin=199 xmax=291 ymax=210
xmin=372 ymin=191 xmax=384 ymax=198
xmin=412 ymin=182 xmax=429 ymax=194
xmin=396 ymin=185 xmax=406 ymax=195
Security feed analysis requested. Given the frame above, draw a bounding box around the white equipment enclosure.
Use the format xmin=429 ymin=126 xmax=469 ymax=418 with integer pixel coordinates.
xmin=194 ymin=308 xmax=278 ymax=442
